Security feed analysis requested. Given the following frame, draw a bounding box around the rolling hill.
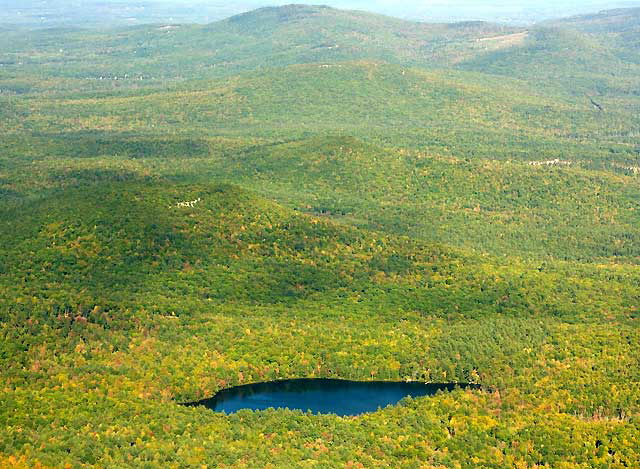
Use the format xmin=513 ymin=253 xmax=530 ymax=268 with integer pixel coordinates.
xmin=2 ymin=57 xmax=638 ymax=263
xmin=548 ymin=7 xmax=640 ymax=33
xmin=2 ymin=178 xmax=637 ymax=319
xmin=2 ymin=4 xmax=640 ymax=468
xmin=4 ymin=60 xmax=639 ymax=159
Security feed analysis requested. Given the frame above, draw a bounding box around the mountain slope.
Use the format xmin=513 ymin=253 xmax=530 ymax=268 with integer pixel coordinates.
xmin=548 ymin=7 xmax=640 ymax=34
xmin=4 ymin=133 xmax=640 ymax=262
xmin=459 ymin=9 xmax=640 ymax=97
xmin=1 ymin=179 xmax=639 ymax=468
xmin=3 ymin=60 xmax=639 ymax=261
xmin=0 ymin=5 xmax=523 ymax=91
xmin=3 ymin=4 xmax=640 ymax=104
xmin=5 ymin=60 xmax=638 ymax=172
xmin=548 ymin=8 xmax=640 ymax=66
xmin=206 ymin=135 xmax=640 ymax=262
xmin=2 ymin=178 xmax=637 ymax=321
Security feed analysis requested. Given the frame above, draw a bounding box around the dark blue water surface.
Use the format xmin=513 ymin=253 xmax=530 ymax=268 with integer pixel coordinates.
xmin=184 ymin=379 xmax=478 ymax=416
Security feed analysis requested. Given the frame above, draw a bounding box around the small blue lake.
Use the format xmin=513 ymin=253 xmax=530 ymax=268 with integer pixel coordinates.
xmin=184 ymin=379 xmax=479 ymax=416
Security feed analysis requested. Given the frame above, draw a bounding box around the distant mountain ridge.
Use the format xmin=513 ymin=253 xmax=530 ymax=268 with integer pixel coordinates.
xmin=2 ymin=5 xmax=640 ymax=101
xmin=213 ymin=3 xmax=410 ymax=36
xmin=228 ymin=4 xmax=338 ymax=23
xmin=546 ymin=6 xmax=640 ymax=35
xmin=0 ymin=3 xmax=522 ymax=87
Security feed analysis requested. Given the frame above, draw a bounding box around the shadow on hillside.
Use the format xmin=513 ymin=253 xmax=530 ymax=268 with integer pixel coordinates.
xmin=1 ymin=178 xmax=198 ymax=317
xmin=20 ymin=132 xmax=212 ymax=160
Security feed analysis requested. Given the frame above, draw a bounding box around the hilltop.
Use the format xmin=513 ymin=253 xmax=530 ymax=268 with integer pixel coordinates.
xmin=2 ymin=132 xmax=639 ymax=263
xmin=5 ymin=60 xmax=639 ymax=158
xmin=221 ymin=4 xmax=398 ymax=31
xmin=2 ymin=176 xmax=637 ymax=321
xmin=207 ymin=135 xmax=640 ymax=262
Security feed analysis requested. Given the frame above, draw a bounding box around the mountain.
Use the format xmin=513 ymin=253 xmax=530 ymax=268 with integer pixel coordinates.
xmin=2 ymin=176 xmax=637 ymax=344
xmin=459 ymin=8 xmax=640 ymax=96
xmin=7 ymin=176 xmax=631 ymax=321
xmin=204 ymin=135 xmax=640 ymax=261
xmin=3 ymin=1 xmax=639 ymax=27
xmin=0 ymin=5 xmax=523 ymax=87
xmin=4 ymin=4 xmax=640 ymax=102
xmin=548 ymin=7 xmax=640 ymax=32
xmin=3 ymin=131 xmax=639 ymax=263
xmin=6 ymin=60 xmax=639 ymax=157
xmin=548 ymin=7 xmax=640 ymax=65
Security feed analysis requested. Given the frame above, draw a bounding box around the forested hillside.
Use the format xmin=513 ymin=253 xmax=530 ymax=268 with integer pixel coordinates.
xmin=3 ymin=4 xmax=640 ymax=102
xmin=0 ymin=5 xmax=522 ymax=88
xmin=1 ymin=4 xmax=639 ymax=468
xmin=3 ymin=62 xmax=638 ymax=260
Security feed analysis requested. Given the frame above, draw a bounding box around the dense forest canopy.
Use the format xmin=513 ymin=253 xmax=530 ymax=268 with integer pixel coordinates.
xmin=1 ymin=4 xmax=639 ymax=468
